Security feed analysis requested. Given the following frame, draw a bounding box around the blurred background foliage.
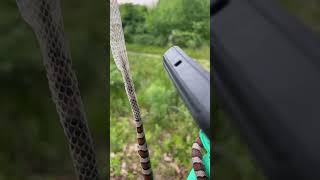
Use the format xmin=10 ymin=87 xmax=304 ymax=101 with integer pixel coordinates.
xmin=110 ymin=0 xmax=209 ymax=179
xmin=213 ymin=0 xmax=320 ymax=180
xmin=0 ymin=0 xmax=107 ymax=179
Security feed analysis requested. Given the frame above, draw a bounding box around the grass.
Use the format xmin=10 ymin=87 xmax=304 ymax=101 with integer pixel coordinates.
xmin=110 ymin=44 xmax=209 ymax=179
xmin=126 ymin=43 xmax=210 ymax=60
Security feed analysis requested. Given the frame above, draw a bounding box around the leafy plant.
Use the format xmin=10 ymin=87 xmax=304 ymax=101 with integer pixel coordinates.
xmin=110 ymin=44 xmax=208 ymax=178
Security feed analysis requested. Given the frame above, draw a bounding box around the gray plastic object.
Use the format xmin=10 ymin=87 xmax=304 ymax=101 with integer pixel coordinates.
xmin=163 ymin=46 xmax=210 ymax=137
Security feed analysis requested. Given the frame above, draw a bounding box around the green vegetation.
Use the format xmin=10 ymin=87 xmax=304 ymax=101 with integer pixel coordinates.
xmin=1 ymin=0 xmax=317 ymax=179
xmin=120 ymin=0 xmax=210 ymax=48
xmin=110 ymin=1 xmax=210 ymax=178
xmin=110 ymin=44 xmax=209 ymax=179
xmin=126 ymin=44 xmax=210 ymax=61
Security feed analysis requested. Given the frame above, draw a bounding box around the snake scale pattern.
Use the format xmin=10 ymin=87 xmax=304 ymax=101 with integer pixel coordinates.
xmin=110 ymin=0 xmax=153 ymax=179
xmin=192 ymin=136 xmax=207 ymax=180
xmin=16 ymin=0 xmax=100 ymax=179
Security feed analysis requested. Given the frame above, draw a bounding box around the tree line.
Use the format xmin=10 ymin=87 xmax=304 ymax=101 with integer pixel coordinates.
xmin=120 ymin=0 xmax=210 ymax=48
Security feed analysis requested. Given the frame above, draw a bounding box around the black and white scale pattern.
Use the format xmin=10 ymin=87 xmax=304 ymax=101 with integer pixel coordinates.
xmin=110 ymin=0 xmax=153 ymax=179
xmin=16 ymin=0 xmax=99 ymax=179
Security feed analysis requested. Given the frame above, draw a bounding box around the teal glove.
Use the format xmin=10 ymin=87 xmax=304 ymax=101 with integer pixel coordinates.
xmin=187 ymin=130 xmax=210 ymax=179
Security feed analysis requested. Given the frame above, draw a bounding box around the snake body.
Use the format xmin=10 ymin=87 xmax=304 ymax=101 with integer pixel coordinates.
xmin=110 ymin=0 xmax=153 ymax=179
xmin=192 ymin=136 xmax=207 ymax=180
xmin=120 ymin=57 xmax=153 ymax=179
xmin=16 ymin=0 xmax=99 ymax=179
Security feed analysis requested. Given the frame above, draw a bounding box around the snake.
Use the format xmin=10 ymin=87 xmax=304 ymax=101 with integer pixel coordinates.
xmin=16 ymin=0 xmax=100 ymax=179
xmin=110 ymin=0 xmax=153 ymax=179
xmin=192 ymin=136 xmax=208 ymax=180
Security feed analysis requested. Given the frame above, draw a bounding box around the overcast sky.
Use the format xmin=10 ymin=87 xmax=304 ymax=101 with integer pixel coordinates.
xmin=118 ymin=0 xmax=158 ymax=7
